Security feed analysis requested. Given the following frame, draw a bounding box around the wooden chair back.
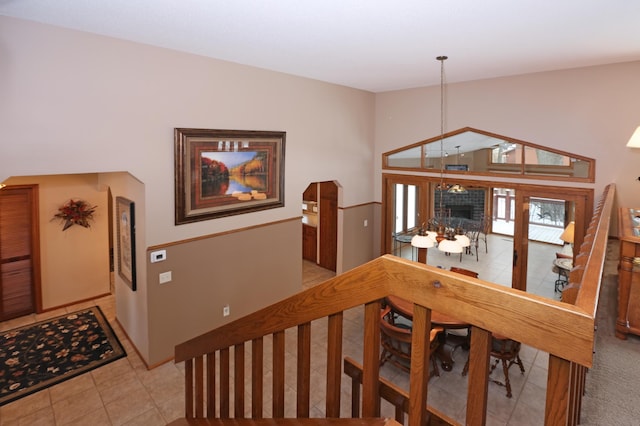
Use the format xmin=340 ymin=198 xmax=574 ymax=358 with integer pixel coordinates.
xmin=379 ymin=307 xmax=413 ymax=372
xmin=449 ymin=266 xmax=479 ymax=278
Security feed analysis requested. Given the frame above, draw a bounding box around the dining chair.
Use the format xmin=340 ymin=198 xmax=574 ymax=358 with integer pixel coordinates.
xmin=466 ymin=215 xmax=491 ymax=261
xmin=489 ymin=333 xmax=526 ymax=398
xmin=477 ymin=214 xmax=491 ymax=254
xmin=379 ymin=306 xmax=443 ymax=378
xmin=449 ymin=266 xmax=479 ymax=278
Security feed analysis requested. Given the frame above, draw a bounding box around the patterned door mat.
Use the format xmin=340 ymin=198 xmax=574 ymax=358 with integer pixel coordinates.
xmin=0 ymin=306 xmax=126 ymax=406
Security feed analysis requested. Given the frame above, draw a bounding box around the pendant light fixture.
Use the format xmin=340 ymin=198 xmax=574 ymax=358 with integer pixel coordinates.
xmin=448 ymin=145 xmax=467 ymax=193
xmin=435 ymin=55 xmax=463 ymax=254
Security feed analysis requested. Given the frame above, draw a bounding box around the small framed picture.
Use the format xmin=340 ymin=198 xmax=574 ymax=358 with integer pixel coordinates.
xmin=116 ymin=197 xmax=136 ymax=291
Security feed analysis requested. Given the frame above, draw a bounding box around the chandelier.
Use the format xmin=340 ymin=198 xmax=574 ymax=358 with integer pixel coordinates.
xmin=411 ymin=55 xmax=469 ymax=256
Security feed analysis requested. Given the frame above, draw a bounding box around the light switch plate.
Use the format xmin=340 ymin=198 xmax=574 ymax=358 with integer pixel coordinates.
xmin=159 ymin=271 xmax=172 ymax=284
xmin=150 ymin=250 xmax=167 ymax=263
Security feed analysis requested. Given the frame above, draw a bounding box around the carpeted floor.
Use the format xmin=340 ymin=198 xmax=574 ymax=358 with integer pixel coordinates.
xmin=581 ymin=244 xmax=640 ymax=425
xmin=0 ymin=306 xmax=126 ymax=406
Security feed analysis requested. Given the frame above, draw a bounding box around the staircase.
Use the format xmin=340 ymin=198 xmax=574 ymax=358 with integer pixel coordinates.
xmin=169 ymin=185 xmax=615 ymax=426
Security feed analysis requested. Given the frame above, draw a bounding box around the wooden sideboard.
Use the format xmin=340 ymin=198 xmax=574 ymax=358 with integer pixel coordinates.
xmin=616 ymin=207 xmax=640 ymax=339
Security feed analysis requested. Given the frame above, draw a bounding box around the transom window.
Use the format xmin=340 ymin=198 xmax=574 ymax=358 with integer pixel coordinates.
xmin=383 ymin=127 xmax=594 ymax=182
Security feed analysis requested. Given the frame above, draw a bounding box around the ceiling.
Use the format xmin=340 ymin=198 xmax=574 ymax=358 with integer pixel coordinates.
xmin=2 ymin=0 xmax=640 ymax=93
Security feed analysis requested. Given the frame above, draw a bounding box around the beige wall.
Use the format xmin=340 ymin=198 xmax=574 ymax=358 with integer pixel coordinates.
xmin=4 ymin=174 xmax=111 ymax=309
xmin=147 ymin=220 xmax=301 ymax=365
xmin=0 ymin=16 xmax=377 ymax=365
xmin=341 ymin=203 xmax=378 ymax=271
xmin=97 ymin=172 xmax=150 ymax=363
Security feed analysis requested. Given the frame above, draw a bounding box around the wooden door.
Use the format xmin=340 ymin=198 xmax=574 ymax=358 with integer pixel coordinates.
xmin=318 ymin=181 xmax=338 ymax=271
xmin=0 ymin=185 xmax=40 ymax=321
xmin=511 ymin=191 xmax=530 ymax=292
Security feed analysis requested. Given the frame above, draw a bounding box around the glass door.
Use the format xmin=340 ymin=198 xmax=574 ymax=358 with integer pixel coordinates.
xmin=382 ymin=175 xmax=429 ymax=258
xmin=512 ymin=188 xmax=589 ymax=295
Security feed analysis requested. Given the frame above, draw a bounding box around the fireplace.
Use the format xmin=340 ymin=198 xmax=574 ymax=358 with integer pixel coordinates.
xmin=437 ymin=188 xmax=485 ymax=222
xmin=446 ymin=205 xmax=473 ymax=219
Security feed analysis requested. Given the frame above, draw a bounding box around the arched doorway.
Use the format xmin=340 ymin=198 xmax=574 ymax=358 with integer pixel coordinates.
xmin=302 ymin=181 xmax=338 ymax=272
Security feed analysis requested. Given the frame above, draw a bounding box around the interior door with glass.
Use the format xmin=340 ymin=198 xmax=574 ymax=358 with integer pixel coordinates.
xmin=383 ymin=175 xmax=429 ymax=258
xmin=512 ymin=188 xmax=589 ymax=295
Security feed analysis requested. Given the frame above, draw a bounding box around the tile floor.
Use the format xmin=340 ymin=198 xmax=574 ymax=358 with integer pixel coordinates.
xmin=1 ymin=233 xmax=560 ymax=425
xmin=0 ymin=296 xmax=187 ymax=425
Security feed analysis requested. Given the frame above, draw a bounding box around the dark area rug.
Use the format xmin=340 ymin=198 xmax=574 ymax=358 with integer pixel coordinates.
xmin=0 ymin=306 xmax=126 ymax=406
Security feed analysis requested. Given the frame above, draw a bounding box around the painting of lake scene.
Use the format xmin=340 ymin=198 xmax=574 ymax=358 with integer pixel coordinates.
xmin=174 ymin=129 xmax=285 ymax=224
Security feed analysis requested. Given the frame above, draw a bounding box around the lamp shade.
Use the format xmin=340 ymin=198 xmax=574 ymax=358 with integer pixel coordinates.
xmin=560 ymin=221 xmax=575 ymax=244
xmin=411 ymin=234 xmax=435 ymax=248
xmin=438 ymin=238 xmax=463 ymax=254
xmin=627 ymin=126 xmax=640 ymax=148
xmin=454 ymin=234 xmax=471 ymax=248
xmin=447 ymin=183 xmax=467 ymax=194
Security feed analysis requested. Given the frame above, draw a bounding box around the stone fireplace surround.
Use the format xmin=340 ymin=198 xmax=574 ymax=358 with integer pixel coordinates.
xmin=436 ymin=188 xmax=485 ymax=223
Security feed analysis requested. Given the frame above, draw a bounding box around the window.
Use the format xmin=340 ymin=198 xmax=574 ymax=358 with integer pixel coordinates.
xmin=383 ymin=127 xmax=594 ymax=182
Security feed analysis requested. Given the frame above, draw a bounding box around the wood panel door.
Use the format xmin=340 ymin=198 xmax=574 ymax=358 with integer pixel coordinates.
xmin=0 ymin=185 xmax=40 ymax=321
xmin=318 ymin=181 xmax=338 ymax=271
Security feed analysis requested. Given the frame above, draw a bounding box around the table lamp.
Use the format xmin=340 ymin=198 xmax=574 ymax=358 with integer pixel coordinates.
xmin=627 ymin=126 xmax=640 ymax=148
xmin=559 ymin=221 xmax=575 ymax=256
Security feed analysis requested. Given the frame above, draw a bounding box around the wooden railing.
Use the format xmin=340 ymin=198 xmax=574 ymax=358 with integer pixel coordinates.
xmin=170 ymin=184 xmax=615 ymax=426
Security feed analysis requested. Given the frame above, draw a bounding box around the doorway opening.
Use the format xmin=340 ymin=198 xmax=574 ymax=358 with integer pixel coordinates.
xmin=302 ymin=181 xmax=338 ymax=272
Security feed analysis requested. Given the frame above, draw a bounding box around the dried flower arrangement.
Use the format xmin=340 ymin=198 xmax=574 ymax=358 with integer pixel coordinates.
xmin=53 ymin=199 xmax=97 ymax=231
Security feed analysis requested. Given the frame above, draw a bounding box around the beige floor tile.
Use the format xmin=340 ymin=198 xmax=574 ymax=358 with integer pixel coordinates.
xmin=155 ymin=393 xmax=185 ymax=424
xmin=135 ymin=361 xmax=181 ymax=389
xmin=97 ymin=374 xmax=146 ymax=405
xmin=0 ymin=316 xmax=36 ymax=332
xmin=61 ymin=407 xmax=111 ymax=426
xmin=144 ymin=374 xmax=183 ymax=405
xmin=104 ymin=391 xmax=156 ymax=426
xmin=34 ymin=308 xmax=69 ymax=323
xmin=52 ymin=387 xmax=103 ymax=425
xmin=0 ymin=390 xmax=51 ymax=424
xmin=14 ymin=405 xmax=55 ymax=426
xmin=48 ymin=373 xmax=96 ymax=404
xmin=91 ymin=357 xmax=135 ymax=387
xmin=121 ymin=408 xmax=166 ymax=426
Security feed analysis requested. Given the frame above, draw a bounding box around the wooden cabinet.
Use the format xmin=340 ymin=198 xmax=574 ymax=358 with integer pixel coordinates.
xmin=302 ymin=224 xmax=317 ymax=262
xmin=616 ymin=207 xmax=640 ymax=339
xmin=303 ymin=183 xmax=317 ymax=202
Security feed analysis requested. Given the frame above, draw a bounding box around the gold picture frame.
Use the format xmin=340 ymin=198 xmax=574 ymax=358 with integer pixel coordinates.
xmin=116 ymin=196 xmax=136 ymax=291
xmin=174 ymin=128 xmax=286 ymax=224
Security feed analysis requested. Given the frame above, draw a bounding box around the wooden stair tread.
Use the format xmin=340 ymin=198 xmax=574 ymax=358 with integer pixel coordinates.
xmin=167 ymin=418 xmax=401 ymax=426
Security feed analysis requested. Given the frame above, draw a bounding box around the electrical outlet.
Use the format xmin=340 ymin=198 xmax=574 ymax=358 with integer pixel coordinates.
xmin=223 ymin=305 xmax=230 ymax=317
xmin=159 ymin=271 xmax=172 ymax=284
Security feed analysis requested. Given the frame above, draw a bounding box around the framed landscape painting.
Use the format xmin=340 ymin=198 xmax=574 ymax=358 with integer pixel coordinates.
xmin=116 ymin=196 xmax=136 ymax=291
xmin=174 ymin=128 xmax=286 ymax=224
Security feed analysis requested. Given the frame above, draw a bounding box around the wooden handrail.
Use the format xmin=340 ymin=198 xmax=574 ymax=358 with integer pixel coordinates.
xmin=176 ymin=258 xmax=594 ymax=366
xmin=172 ymin=183 xmax=615 ymax=426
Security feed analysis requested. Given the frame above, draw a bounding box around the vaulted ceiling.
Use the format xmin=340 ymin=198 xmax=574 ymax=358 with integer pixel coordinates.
xmin=2 ymin=1 xmax=640 ymax=92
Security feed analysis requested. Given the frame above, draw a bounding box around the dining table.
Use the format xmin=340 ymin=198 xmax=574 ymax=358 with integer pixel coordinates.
xmin=385 ymin=295 xmax=470 ymax=372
